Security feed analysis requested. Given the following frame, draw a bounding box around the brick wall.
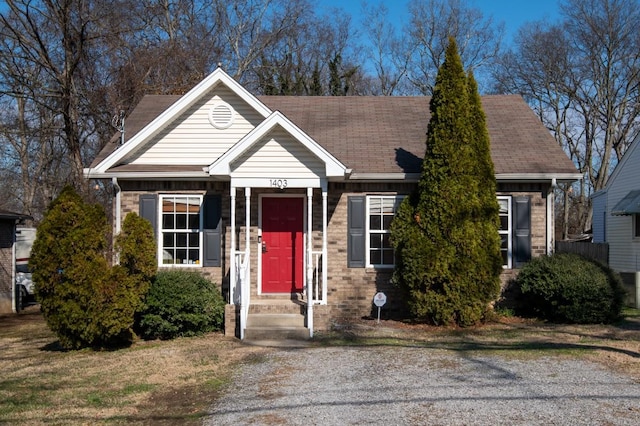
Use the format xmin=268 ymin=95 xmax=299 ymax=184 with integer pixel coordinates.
xmin=116 ymin=180 xmax=551 ymax=330
xmin=322 ymin=183 xmax=412 ymax=325
xmin=118 ymin=181 xmax=229 ymax=288
xmin=0 ymin=220 xmax=15 ymax=313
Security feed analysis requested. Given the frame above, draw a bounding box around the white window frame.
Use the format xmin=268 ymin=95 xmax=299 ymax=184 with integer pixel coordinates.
xmin=498 ymin=196 xmax=512 ymax=269
xmin=158 ymin=194 xmax=204 ymax=267
xmin=366 ymin=195 xmax=404 ymax=268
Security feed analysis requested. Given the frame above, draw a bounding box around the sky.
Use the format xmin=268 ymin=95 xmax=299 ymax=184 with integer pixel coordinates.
xmin=320 ymin=0 xmax=562 ymax=46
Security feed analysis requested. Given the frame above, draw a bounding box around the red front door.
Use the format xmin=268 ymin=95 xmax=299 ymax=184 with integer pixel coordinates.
xmin=262 ymin=197 xmax=304 ymax=293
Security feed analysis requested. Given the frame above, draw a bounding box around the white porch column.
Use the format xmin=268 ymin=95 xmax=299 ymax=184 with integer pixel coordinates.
xmin=230 ymin=187 xmax=236 ymax=304
xmin=244 ymin=187 xmax=251 ymax=255
xmin=547 ymin=179 xmax=556 ymax=255
xmin=322 ymin=186 xmax=328 ymax=304
xmin=307 ymin=187 xmax=314 ymax=336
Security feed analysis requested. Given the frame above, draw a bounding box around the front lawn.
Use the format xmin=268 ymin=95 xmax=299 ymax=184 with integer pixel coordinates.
xmin=1 ymin=306 xmax=638 ymax=424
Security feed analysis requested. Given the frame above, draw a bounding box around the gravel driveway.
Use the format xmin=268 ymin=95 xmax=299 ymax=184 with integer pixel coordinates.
xmin=205 ymin=345 xmax=640 ymax=425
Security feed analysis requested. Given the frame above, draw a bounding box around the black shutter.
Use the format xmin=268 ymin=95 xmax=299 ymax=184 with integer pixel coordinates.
xmin=348 ymin=196 xmax=366 ymax=268
xmin=139 ymin=194 xmax=157 ymax=236
xmin=513 ymin=196 xmax=531 ymax=267
xmin=203 ymin=194 xmax=222 ymax=267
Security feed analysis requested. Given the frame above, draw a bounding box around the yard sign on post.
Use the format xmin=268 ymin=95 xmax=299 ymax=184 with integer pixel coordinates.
xmin=373 ymin=292 xmax=386 ymax=323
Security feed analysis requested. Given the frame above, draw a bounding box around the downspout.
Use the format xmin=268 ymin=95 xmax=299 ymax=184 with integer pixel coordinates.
xmin=112 ymin=177 xmax=122 ymax=265
xmin=112 ymin=177 xmax=121 ymax=235
xmin=547 ymin=178 xmax=557 ymax=255
xmin=11 ymin=221 xmax=17 ymax=313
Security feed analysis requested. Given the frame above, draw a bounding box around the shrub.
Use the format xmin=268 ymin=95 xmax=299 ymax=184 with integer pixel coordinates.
xmin=31 ymin=187 xmax=112 ymax=348
xmin=136 ymin=270 xmax=225 ymax=340
xmin=515 ymin=253 xmax=625 ymax=324
xmin=30 ymin=187 xmax=156 ymax=349
xmin=115 ymin=212 xmax=157 ymax=282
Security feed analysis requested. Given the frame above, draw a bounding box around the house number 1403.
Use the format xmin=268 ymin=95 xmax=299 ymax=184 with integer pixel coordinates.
xmin=270 ymin=179 xmax=288 ymax=189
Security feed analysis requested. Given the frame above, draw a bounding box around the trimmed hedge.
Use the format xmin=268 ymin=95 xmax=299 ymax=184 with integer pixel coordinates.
xmin=135 ymin=270 xmax=225 ymax=340
xmin=515 ymin=253 xmax=625 ymax=324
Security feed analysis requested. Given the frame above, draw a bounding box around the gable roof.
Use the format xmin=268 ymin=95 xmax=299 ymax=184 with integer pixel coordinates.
xmin=599 ymin=131 xmax=640 ymax=192
xmin=88 ymin=89 xmax=580 ymax=182
xmin=260 ymin=95 xmax=579 ymax=180
xmin=0 ymin=209 xmax=31 ymax=222
xmin=90 ymin=67 xmax=272 ymax=174
xmin=208 ymin=110 xmax=346 ymax=178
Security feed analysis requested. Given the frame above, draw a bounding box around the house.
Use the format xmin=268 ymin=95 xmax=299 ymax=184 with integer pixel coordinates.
xmin=0 ymin=209 xmax=31 ymax=313
xmin=84 ymin=67 xmax=580 ymax=338
xmin=592 ymin=133 xmax=640 ymax=308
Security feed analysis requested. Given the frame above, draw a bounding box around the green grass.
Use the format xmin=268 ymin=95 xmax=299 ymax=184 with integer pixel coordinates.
xmin=86 ymin=384 xmax=156 ymax=407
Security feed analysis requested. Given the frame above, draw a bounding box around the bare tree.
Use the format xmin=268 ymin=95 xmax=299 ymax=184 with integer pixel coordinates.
xmin=0 ymin=0 xmax=138 ymax=193
xmin=0 ymin=0 xmax=222 ymax=217
xmin=360 ymin=2 xmax=412 ymax=95
xmin=493 ymin=0 xmax=640 ymax=235
xmin=405 ymin=0 xmax=504 ymax=95
xmin=0 ymin=93 xmax=66 ymax=221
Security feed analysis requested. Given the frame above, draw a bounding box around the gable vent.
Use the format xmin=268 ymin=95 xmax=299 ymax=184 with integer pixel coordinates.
xmin=208 ymin=102 xmax=235 ymax=129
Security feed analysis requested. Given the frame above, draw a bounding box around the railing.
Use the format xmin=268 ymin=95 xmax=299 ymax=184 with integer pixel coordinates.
xmin=310 ymin=251 xmax=324 ymax=304
xmin=235 ymin=250 xmax=250 ymax=339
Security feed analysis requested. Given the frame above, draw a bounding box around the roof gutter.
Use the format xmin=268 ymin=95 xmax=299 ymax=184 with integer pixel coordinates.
xmin=84 ymin=168 xmax=212 ymax=180
xmin=346 ymin=172 xmax=582 ymax=183
xmin=495 ymin=173 xmax=582 ymax=183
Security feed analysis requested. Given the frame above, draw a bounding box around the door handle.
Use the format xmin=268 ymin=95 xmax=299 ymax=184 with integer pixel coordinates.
xmin=262 ymin=242 xmax=267 ymax=253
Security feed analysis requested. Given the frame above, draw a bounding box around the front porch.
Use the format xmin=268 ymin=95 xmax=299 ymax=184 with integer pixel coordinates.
xmin=225 ymin=186 xmax=330 ymax=340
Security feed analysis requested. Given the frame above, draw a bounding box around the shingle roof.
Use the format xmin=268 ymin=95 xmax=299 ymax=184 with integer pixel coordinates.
xmin=0 ymin=209 xmax=31 ymax=221
xmin=91 ymin=94 xmax=578 ymax=177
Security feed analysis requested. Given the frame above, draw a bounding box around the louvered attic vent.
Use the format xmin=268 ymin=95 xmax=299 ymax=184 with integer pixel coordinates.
xmin=208 ymin=102 xmax=235 ymax=129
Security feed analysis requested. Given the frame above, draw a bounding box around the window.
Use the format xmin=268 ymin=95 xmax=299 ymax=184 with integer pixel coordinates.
xmin=367 ymin=196 xmax=403 ymax=267
xmin=160 ymin=195 xmax=203 ymax=266
xmin=498 ymin=196 xmax=512 ymax=268
xmin=348 ymin=194 xmax=527 ymax=270
xmin=635 ymin=214 xmax=640 ymax=239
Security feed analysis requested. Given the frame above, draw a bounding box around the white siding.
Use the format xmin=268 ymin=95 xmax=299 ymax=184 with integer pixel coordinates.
xmin=606 ymin=139 xmax=640 ymax=271
xmin=230 ymin=128 xmax=324 ymax=179
xmin=126 ymin=86 xmax=265 ymax=165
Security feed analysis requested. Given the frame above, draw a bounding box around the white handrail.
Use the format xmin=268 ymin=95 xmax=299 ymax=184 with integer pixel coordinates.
xmin=235 ymin=250 xmax=250 ymax=339
xmin=310 ymin=250 xmax=324 ymax=304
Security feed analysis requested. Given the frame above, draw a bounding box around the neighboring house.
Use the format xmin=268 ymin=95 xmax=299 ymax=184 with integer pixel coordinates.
xmin=0 ymin=210 xmax=31 ymax=313
xmin=592 ymin=133 xmax=640 ymax=308
xmin=84 ymin=68 xmax=580 ymax=338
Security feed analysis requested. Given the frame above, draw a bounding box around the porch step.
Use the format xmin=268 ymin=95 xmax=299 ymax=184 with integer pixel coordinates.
xmin=244 ymin=313 xmax=310 ymax=341
xmin=249 ymin=301 xmax=306 ymax=315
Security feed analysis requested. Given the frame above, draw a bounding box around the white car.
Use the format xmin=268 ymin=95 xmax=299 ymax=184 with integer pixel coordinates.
xmin=15 ymin=228 xmax=36 ymax=308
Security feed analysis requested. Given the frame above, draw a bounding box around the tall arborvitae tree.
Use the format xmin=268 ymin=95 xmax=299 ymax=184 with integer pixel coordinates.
xmin=466 ymin=71 xmax=503 ymax=303
xmin=390 ymin=38 xmax=501 ymax=326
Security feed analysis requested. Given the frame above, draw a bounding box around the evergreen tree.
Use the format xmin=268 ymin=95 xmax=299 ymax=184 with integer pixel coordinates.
xmin=310 ymin=61 xmax=323 ymax=95
xmin=466 ymin=71 xmax=503 ymax=304
xmin=30 ymin=187 xmax=154 ymax=349
xmin=329 ymin=53 xmax=343 ymax=96
xmin=390 ymin=38 xmax=501 ymax=326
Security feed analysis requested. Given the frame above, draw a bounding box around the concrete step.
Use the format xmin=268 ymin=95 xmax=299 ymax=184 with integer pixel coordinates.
xmin=249 ymin=303 xmax=305 ymax=315
xmin=244 ymin=326 xmax=310 ymax=341
xmin=244 ymin=312 xmax=310 ymax=341
xmin=246 ymin=313 xmax=305 ymax=328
